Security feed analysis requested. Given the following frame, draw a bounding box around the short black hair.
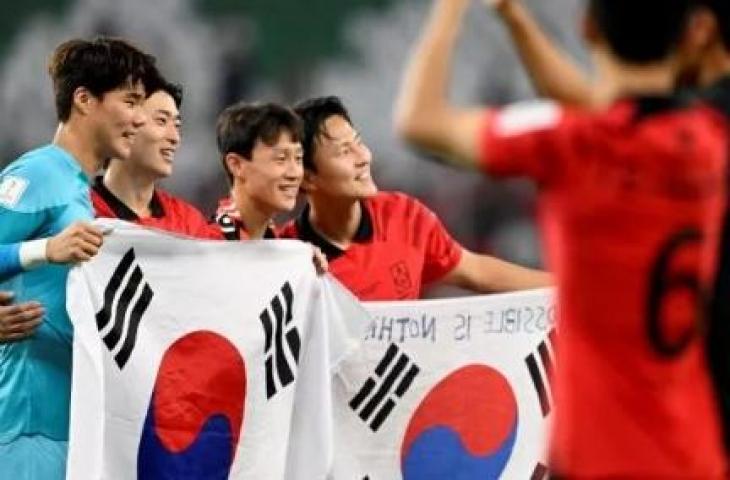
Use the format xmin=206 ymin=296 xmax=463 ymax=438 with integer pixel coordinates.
xmin=216 ymin=102 xmax=303 ymax=183
xmin=294 ymin=96 xmax=352 ymax=172
xmin=588 ymin=0 xmax=694 ymax=63
xmin=146 ymin=73 xmax=183 ymax=109
xmin=698 ymin=0 xmax=730 ymax=50
xmin=48 ymin=36 xmax=160 ymax=122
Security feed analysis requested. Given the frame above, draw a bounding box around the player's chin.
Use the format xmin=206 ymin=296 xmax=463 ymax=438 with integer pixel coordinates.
xmin=274 ymin=195 xmax=298 ymax=213
xmin=152 ymin=164 xmax=173 ymax=179
xmin=354 ymin=182 xmax=378 ymax=198
xmin=151 ymin=157 xmax=173 ymax=175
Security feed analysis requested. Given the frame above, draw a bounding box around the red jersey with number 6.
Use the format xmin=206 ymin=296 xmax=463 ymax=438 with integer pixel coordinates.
xmin=478 ymin=97 xmax=727 ymax=477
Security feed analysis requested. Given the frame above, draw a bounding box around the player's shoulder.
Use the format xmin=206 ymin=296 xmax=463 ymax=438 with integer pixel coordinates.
xmin=368 ymin=190 xmax=417 ymax=207
xmin=0 ymin=145 xmax=78 ymax=212
xmin=489 ymin=99 xmax=568 ymax=138
xmin=620 ymin=95 xmax=719 ymax=125
xmin=155 ymin=189 xmax=203 ymax=217
xmin=630 ymin=96 xmax=728 ymax=147
xmin=368 ymin=191 xmax=437 ymax=220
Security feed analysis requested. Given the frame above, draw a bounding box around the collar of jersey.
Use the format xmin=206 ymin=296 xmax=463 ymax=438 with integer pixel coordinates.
xmin=296 ymin=201 xmax=374 ymax=260
xmin=615 ymin=94 xmax=691 ymax=121
xmin=93 ymin=176 xmax=165 ymax=221
xmin=701 ymin=75 xmax=730 ymax=118
xmin=49 ymin=144 xmax=90 ymax=185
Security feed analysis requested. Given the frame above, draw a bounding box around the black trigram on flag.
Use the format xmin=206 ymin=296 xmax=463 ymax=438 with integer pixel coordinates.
xmin=260 ymin=282 xmax=301 ymax=399
xmin=350 ymin=343 xmax=420 ymax=432
xmin=95 ymin=248 xmax=154 ymax=369
xmin=525 ymin=328 xmax=557 ymax=417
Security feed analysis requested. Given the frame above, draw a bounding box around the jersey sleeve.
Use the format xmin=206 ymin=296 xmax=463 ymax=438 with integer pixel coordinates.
xmin=478 ymin=100 xmax=568 ymax=184
xmin=416 ymin=200 xmax=463 ymax=284
xmin=0 ymin=169 xmax=53 ymax=279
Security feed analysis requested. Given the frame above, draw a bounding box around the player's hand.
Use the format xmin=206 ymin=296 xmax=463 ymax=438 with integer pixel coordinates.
xmin=0 ymin=291 xmax=44 ymax=342
xmin=311 ymin=245 xmax=329 ymax=275
xmin=46 ymin=222 xmax=105 ymax=264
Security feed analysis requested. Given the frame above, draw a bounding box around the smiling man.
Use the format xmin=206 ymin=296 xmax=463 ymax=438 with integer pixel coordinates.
xmin=212 ymin=102 xmax=305 ymax=240
xmin=0 ymin=37 xmax=160 ymax=478
xmin=282 ymin=96 xmax=551 ymax=301
xmin=92 ymin=76 xmax=212 ymax=237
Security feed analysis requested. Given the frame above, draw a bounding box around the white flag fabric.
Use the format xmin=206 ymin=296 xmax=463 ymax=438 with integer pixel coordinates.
xmin=66 ymin=220 xmax=364 ymax=480
xmin=334 ymin=289 xmax=556 ymax=480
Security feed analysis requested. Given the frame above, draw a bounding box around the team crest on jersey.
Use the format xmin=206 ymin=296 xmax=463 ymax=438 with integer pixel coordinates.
xmin=0 ymin=176 xmax=28 ymax=208
xmin=390 ymin=261 xmax=413 ymax=294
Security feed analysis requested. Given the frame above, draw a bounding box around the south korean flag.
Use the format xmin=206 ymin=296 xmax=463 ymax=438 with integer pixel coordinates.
xmin=66 ymin=220 xmax=363 ymax=480
xmin=334 ymin=289 xmax=556 ymax=480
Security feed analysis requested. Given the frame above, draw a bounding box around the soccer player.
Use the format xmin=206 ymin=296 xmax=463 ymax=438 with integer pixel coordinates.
xmin=211 ymin=102 xmax=305 ymax=240
xmin=92 ymin=76 xmax=213 ymax=237
xmin=280 ymin=95 xmax=551 ymax=301
xmin=395 ymin=0 xmax=727 ymax=476
xmin=487 ymin=0 xmax=730 ymax=453
xmin=0 ymin=37 xmax=158 ymax=478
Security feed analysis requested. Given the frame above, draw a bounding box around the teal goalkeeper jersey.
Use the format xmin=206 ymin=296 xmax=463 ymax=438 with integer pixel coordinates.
xmin=0 ymin=144 xmax=92 ymax=442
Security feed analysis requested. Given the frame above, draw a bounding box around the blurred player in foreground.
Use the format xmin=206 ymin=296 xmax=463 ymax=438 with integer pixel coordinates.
xmin=395 ymin=0 xmax=728 ymax=476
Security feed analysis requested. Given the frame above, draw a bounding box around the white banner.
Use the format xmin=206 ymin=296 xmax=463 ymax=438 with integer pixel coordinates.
xmin=334 ymin=289 xmax=556 ymax=480
xmin=66 ymin=220 xmax=364 ymax=480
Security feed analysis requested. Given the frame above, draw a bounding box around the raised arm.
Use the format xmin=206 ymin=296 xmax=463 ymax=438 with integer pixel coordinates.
xmin=488 ymin=0 xmax=595 ymax=107
xmin=395 ymin=0 xmax=485 ymax=169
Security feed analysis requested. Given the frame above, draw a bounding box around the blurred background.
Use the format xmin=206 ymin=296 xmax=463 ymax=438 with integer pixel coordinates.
xmin=0 ymin=0 xmax=587 ymax=282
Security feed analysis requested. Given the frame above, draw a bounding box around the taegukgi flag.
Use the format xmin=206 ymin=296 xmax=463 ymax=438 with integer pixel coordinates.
xmin=335 ymin=289 xmax=556 ymax=479
xmin=65 ymin=220 xmax=365 ymax=480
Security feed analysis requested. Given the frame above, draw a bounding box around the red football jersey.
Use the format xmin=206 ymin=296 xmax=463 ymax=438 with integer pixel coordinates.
xmin=280 ymin=191 xmax=462 ymax=300
xmin=91 ymin=178 xmax=215 ymax=239
xmin=207 ymin=196 xmax=278 ymax=240
xmin=479 ymin=98 xmax=727 ymax=476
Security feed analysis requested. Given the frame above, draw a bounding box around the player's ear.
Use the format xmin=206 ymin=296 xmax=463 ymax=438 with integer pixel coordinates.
xmin=71 ymin=86 xmax=95 ymax=117
xmin=300 ymin=169 xmax=317 ymax=193
xmin=224 ymin=153 xmax=247 ymax=181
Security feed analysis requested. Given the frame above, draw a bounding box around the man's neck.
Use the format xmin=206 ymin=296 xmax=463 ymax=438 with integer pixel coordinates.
xmin=699 ymin=47 xmax=730 ymax=87
xmin=308 ymin=195 xmax=362 ymax=249
xmin=232 ymin=189 xmax=274 ymax=240
xmin=591 ymin=52 xmax=677 ymax=106
xmin=103 ymin=164 xmax=157 ymax=218
xmin=53 ymin=122 xmax=101 ymax=177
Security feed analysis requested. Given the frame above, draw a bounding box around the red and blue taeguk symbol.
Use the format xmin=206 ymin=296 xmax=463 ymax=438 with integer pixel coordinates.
xmin=138 ymin=331 xmax=247 ymax=479
xmin=400 ymin=364 xmax=518 ymax=479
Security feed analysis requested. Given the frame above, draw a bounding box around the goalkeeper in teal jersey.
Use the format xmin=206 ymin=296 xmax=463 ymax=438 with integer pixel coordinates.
xmin=0 ymin=37 xmax=160 ymax=479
